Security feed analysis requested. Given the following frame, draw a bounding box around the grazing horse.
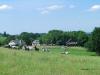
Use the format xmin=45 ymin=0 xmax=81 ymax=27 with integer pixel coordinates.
xmin=34 ymin=45 xmax=39 ymax=51
xmin=42 ymin=47 xmax=49 ymax=52
xmin=11 ymin=46 xmax=20 ymax=50
xmin=22 ymin=45 xmax=34 ymax=51
xmin=61 ymin=46 xmax=69 ymax=55
xmin=42 ymin=45 xmax=49 ymax=52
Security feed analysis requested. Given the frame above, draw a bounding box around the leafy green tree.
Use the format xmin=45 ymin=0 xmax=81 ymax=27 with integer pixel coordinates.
xmin=47 ymin=30 xmax=63 ymax=45
xmin=39 ymin=30 xmax=88 ymax=46
xmin=0 ymin=36 xmax=7 ymax=46
xmin=19 ymin=32 xmax=40 ymax=45
xmin=92 ymin=27 xmax=100 ymax=55
xmin=19 ymin=32 xmax=32 ymax=45
xmin=84 ymin=35 xmax=94 ymax=51
xmin=64 ymin=31 xmax=88 ymax=46
xmin=5 ymin=35 xmax=17 ymax=44
xmin=76 ymin=31 xmax=88 ymax=46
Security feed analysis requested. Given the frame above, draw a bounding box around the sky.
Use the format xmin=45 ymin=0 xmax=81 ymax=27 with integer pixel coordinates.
xmin=0 ymin=0 xmax=100 ymax=34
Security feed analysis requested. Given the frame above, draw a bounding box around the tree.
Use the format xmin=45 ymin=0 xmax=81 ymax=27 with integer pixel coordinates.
xmin=19 ymin=32 xmax=38 ymax=45
xmin=39 ymin=30 xmax=64 ymax=45
xmin=76 ymin=31 xmax=88 ymax=46
xmin=47 ymin=30 xmax=63 ymax=45
xmin=64 ymin=31 xmax=88 ymax=46
xmin=5 ymin=35 xmax=17 ymax=44
xmin=84 ymin=35 xmax=94 ymax=51
xmin=19 ymin=32 xmax=31 ymax=45
xmin=92 ymin=27 xmax=100 ymax=55
xmin=0 ymin=36 xmax=7 ymax=46
xmin=39 ymin=30 xmax=88 ymax=46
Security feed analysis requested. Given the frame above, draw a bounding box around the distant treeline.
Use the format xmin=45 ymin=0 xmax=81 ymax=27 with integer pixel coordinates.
xmin=0 ymin=27 xmax=100 ymax=55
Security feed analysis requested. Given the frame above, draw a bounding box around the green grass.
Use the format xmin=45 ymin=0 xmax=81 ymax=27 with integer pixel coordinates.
xmin=0 ymin=47 xmax=100 ymax=75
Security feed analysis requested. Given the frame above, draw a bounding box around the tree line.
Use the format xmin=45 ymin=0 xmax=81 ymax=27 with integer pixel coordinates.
xmin=0 ymin=27 xmax=100 ymax=55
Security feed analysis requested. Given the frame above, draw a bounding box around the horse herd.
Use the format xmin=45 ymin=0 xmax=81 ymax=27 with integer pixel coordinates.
xmin=4 ymin=44 xmax=50 ymax=52
xmin=3 ymin=40 xmax=69 ymax=54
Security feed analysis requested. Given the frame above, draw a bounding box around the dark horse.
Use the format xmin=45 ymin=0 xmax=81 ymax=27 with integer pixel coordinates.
xmin=34 ymin=45 xmax=39 ymax=51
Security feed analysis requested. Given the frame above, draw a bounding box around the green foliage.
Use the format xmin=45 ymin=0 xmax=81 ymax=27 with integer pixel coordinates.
xmin=19 ymin=32 xmax=41 ymax=45
xmin=92 ymin=27 xmax=100 ymax=55
xmin=19 ymin=32 xmax=34 ymax=45
xmin=5 ymin=35 xmax=17 ymax=44
xmin=39 ymin=30 xmax=64 ymax=45
xmin=85 ymin=36 xmax=94 ymax=51
xmin=76 ymin=31 xmax=88 ymax=46
xmin=86 ymin=27 xmax=100 ymax=55
xmin=47 ymin=30 xmax=63 ymax=45
xmin=0 ymin=36 xmax=7 ymax=46
xmin=39 ymin=30 xmax=88 ymax=46
xmin=0 ymin=30 xmax=89 ymax=46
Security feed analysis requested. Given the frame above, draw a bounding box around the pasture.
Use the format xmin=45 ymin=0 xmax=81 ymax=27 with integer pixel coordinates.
xmin=0 ymin=47 xmax=100 ymax=75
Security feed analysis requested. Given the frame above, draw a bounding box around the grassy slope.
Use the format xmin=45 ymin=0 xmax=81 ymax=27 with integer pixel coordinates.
xmin=0 ymin=47 xmax=100 ymax=75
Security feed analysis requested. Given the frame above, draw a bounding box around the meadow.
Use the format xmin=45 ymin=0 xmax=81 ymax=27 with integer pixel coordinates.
xmin=0 ymin=47 xmax=100 ymax=75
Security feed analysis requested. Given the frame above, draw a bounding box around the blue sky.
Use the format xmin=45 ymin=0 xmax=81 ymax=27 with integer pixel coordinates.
xmin=0 ymin=0 xmax=100 ymax=34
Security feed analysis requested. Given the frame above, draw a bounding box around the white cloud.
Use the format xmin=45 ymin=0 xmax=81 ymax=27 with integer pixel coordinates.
xmin=46 ymin=5 xmax=64 ymax=10
xmin=89 ymin=5 xmax=100 ymax=12
xmin=0 ymin=4 xmax=12 ymax=10
xmin=41 ymin=10 xmax=49 ymax=14
xmin=38 ymin=5 xmax=64 ymax=15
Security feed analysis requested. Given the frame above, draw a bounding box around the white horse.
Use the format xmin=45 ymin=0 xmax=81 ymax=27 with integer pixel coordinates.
xmin=42 ymin=45 xmax=49 ymax=52
xmin=10 ymin=46 xmax=20 ymax=49
xmin=22 ymin=45 xmax=34 ymax=51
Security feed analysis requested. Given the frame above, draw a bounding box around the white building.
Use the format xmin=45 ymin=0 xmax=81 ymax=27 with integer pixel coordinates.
xmin=32 ymin=40 xmax=40 ymax=46
xmin=9 ymin=39 xmax=26 ymax=47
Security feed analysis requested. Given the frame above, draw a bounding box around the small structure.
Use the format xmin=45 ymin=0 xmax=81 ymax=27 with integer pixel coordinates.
xmin=67 ymin=42 xmax=78 ymax=46
xmin=9 ymin=40 xmax=17 ymax=46
xmin=32 ymin=40 xmax=40 ymax=46
xmin=8 ymin=39 xmax=26 ymax=48
xmin=66 ymin=39 xmax=78 ymax=46
xmin=66 ymin=42 xmax=78 ymax=46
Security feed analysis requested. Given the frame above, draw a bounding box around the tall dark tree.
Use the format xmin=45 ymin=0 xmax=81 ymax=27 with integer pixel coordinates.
xmin=84 ymin=35 xmax=94 ymax=51
xmin=92 ymin=27 xmax=100 ymax=55
xmin=19 ymin=32 xmax=33 ymax=45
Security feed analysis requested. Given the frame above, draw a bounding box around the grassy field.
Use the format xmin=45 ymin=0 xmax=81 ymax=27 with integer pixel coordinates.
xmin=0 ymin=47 xmax=100 ymax=75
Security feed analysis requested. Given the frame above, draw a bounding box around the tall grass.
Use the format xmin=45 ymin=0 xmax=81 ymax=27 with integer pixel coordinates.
xmin=0 ymin=47 xmax=100 ymax=75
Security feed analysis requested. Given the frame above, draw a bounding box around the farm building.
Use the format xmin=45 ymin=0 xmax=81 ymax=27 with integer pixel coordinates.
xmin=32 ymin=40 xmax=40 ymax=46
xmin=9 ymin=39 xmax=26 ymax=47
